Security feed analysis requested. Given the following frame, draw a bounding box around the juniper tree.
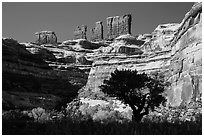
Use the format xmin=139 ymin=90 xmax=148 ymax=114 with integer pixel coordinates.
xmin=100 ymin=69 xmax=168 ymax=122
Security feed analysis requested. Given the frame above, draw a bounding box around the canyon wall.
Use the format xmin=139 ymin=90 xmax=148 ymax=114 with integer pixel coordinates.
xmin=82 ymin=2 xmax=202 ymax=107
xmin=166 ymin=2 xmax=202 ymax=106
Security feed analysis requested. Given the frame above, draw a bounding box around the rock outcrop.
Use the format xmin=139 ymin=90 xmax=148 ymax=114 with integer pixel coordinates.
xmin=166 ymin=2 xmax=202 ymax=106
xmin=90 ymin=21 xmax=103 ymax=41
xmin=81 ymin=2 xmax=202 ymax=107
xmin=74 ymin=25 xmax=87 ymax=39
xmin=107 ymin=14 xmax=132 ymax=40
xmin=35 ymin=31 xmax=57 ymax=45
xmin=138 ymin=23 xmax=180 ymax=53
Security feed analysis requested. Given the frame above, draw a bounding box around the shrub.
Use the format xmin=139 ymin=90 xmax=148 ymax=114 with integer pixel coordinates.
xmin=30 ymin=107 xmax=50 ymax=123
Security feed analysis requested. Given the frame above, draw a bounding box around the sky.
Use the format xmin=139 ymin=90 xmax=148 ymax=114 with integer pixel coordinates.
xmin=2 ymin=2 xmax=194 ymax=43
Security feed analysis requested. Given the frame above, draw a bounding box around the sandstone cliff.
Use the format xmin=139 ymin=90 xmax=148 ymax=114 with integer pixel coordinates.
xmin=80 ymin=2 xmax=202 ymax=107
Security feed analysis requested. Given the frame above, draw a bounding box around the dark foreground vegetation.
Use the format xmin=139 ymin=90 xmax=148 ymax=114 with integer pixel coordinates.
xmin=2 ymin=109 xmax=202 ymax=135
xmin=2 ymin=116 xmax=201 ymax=135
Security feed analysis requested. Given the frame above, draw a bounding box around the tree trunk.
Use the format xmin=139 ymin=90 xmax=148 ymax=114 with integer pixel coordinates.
xmin=132 ymin=110 xmax=143 ymax=123
xmin=130 ymin=105 xmax=143 ymax=122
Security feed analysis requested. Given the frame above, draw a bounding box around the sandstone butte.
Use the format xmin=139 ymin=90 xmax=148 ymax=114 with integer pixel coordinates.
xmin=2 ymin=3 xmax=202 ymax=113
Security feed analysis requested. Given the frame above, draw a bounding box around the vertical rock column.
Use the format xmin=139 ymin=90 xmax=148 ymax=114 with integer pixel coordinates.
xmin=112 ymin=16 xmax=120 ymax=38
xmin=74 ymin=25 xmax=87 ymax=39
xmin=123 ymin=14 xmax=132 ymax=35
xmin=107 ymin=17 xmax=113 ymax=40
xmin=90 ymin=21 xmax=104 ymax=41
xmin=106 ymin=14 xmax=132 ymax=40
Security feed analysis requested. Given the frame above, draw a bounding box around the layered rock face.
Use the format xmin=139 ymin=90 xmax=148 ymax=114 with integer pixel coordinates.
xmin=90 ymin=21 xmax=104 ymax=41
xmin=81 ymin=2 xmax=202 ymax=107
xmin=74 ymin=25 xmax=87 ymax=39
xmin=107 ymin=14 xmax=132 ymax=40
xmin=35 ymin=31 xmax=57 ymax=45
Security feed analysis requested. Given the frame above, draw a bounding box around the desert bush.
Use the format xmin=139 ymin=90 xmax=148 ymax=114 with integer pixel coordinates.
xmin=65 ymin=99 xmax=132 ymax=123
xmin=2 ymin=110 xmax=33 ymax=121
xmin=3 ymin=115 xmax=202 ymax=135
xmin=30 ymin=107 xmax=51 ymax=123
xmin=2 ymin=104 xmax=202 ymax=135
xmin=142 ymin=102 xmax=202 ymax=124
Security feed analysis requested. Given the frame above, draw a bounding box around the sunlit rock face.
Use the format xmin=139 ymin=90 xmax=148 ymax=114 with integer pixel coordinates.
xmin=167 ymin=2 xmax=202 ymax=106
xmin=138 ymin=23 xmax=180 ymax=53
xmin=81 ymin=2 xmax=202 ymax=107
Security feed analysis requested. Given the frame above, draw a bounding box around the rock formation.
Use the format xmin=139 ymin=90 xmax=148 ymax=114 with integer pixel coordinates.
xmin=107 ymin=14 xmax=132 ymax=40
xmin=138 ymin=23 xmax=180 ymax=53
xmin=81 ymin=2 xmax=202 ymax=107
xmin=35 ymin=31 xmax=57 ymax=45
xmin=2 ymin=2 xmax=202 ymax=120
xmin=74 ymin=25 xmax=87 ymax=39
xmin=166 ymin=2 xmax=202 ymax=106
xmin=90 ymin=21 xmax=103 ymax=41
